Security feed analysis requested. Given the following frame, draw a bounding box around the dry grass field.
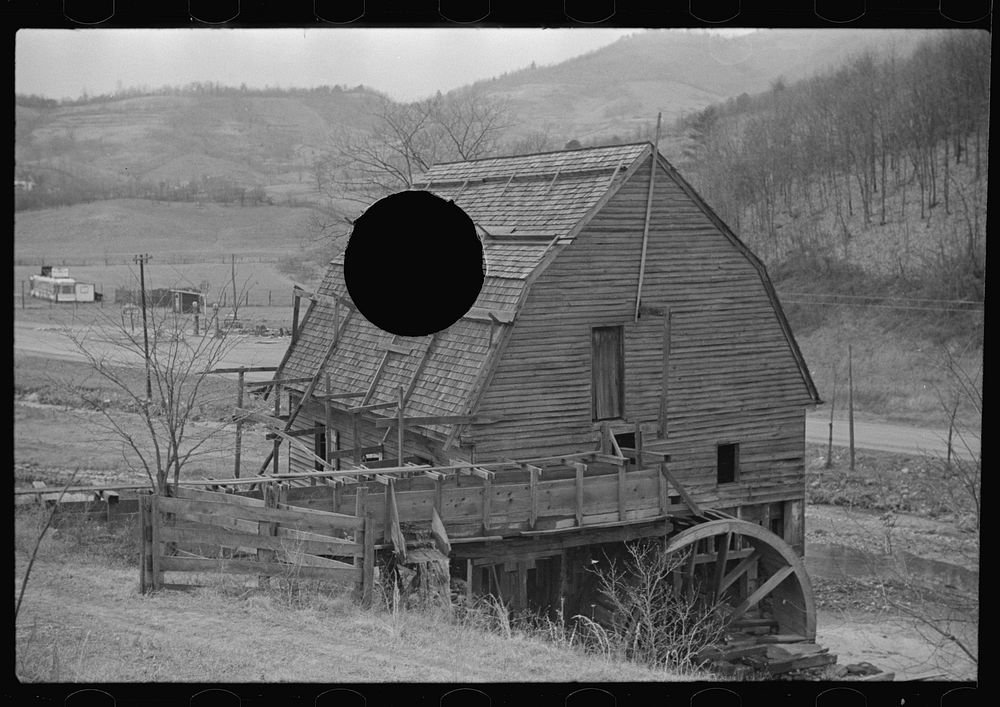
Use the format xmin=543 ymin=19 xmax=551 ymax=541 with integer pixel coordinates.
xmin=13 ymin=509 xmax=698 ymax=683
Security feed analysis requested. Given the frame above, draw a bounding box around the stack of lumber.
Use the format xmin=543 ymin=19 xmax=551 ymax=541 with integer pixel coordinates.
xmin=701 ymin=632 xmax=893 ymax=681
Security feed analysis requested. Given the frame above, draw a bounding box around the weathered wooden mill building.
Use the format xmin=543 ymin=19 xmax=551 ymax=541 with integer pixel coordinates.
xmin=260 ymin=142 xmax=822 ymax=637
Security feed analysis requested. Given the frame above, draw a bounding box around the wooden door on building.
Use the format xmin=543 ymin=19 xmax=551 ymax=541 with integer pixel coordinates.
xmin=592 ymin=325 xmax=624 ymax=421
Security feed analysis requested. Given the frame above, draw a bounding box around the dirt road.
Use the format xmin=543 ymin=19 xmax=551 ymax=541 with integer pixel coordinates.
xmin=805 ymin=410 xmax=980 ymax=460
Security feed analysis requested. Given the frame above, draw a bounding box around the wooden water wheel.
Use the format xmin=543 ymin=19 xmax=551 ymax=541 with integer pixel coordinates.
xmin=664 ymin=517 xmax=816 ymax=640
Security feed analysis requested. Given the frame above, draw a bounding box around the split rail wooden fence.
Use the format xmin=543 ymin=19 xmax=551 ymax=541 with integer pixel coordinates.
xmin=138 ymin=484 xmax=375 ymax=604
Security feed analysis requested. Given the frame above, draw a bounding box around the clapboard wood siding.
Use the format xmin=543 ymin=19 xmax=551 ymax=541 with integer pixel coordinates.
xmin=469 ymin=155 xmax=812 ymax=508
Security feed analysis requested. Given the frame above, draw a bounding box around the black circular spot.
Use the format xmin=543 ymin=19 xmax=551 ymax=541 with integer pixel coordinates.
xmin=344 ymin=191 xmax=484 ymax=337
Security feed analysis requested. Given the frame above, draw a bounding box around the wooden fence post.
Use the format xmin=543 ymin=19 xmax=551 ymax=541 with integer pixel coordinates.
xmin=258 ymin=483 xmax=277 ymax=588
xmin=272 ymin=383 xmax=282 ymax=476
xmin=354 ymin=486 xmax=372 ymax=606
xmin=363 ymin=512 xmax=375 ymax=608
xmin=234 ymin=370 xmax=245 ymax=478
xmin=139 ymin=494 xmax=151 ymax=593
xmin=150 ymin=494 xmax=163 ymax=591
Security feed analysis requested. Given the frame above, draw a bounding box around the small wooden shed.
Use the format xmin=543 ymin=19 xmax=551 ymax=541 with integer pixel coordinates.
xmin=171 ymin=289 xmax=205 ymax=314
xmin=262 ymin=142 xmax=820 ymax=630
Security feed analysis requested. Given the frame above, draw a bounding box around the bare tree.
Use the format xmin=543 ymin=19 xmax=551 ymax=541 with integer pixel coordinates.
xmin=309 ymin=89 xmax=511 ymax=248
xmin=62 ymin=272 xmax=252 ymax=494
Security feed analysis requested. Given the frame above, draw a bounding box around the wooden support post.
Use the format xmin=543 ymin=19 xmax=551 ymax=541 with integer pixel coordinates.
xmin=783 ymin=500 xmax=805 ymax=556
xmin=517 ymin=561 xmax=528 ymax=610
xmin=659 ymin=308 xmax=671 ymax=438
xmin=529 ymin=465 xmax=539 ymax=529
xmin=362 ymin=512 xmax=375 ymax=608
xmin=234 ymin=370 xmax=245 ymax=478
xmin=384 ymin=482 xmax=391 ymax=544
xmin=658 ymin=461 xmax=668 ymax=515
xmin=397 ymin=386 xmax=404 ymax=466
xmin=435 ymin=477 xmax=444 ymax=517
xmin=354 ymin=487 xmax=369 ymax=604
xmin=573 ymin=462 xmax=586 ymax=527
xmin=138 ymin=495 xmax=151 ymax=593
xmin=272 ymin=383 xmax=281 ymax=476
xmin=617 ymin=464 xmax=627 ymax=521
xmin=466 ymin=559 xmax=474 ymax=604
xmin=481 ymin=474 xmax=492 ymax=533
xmin=634 ymin=420 xmax=643 ymax=468
xmin=324 ymin=373 xmax=333 ymax=469
xmin=291 ymin=293 xmax=300 ymax=345
xmin=352 ymin=413 xmax=361 ymax=466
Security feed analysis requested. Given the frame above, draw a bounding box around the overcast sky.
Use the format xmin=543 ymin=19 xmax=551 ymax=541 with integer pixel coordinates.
xmin=15 ymin=28 xmax=658 ymax=102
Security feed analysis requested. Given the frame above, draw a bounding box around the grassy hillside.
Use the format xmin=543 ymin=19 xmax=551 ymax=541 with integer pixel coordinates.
xmin=14 ymin=198 xmax=330 ymax=261
xmin=15 ymin=87 xmax=382 ymax=209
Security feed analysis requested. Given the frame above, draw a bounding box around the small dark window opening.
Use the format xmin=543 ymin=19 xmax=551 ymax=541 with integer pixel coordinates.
xmin=770 ymin=517 xmax=784 ymax=537
xmin=717 ymin=443 xmax=739 ymax=484
xmin=614 ymin=432 xmax=637 ymax=463
xmin=314 ymin=425 xmax=327 ymax=471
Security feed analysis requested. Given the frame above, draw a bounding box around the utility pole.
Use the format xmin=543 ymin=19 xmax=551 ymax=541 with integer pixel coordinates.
xmin=848 ymin=345 xmax=855 ymax=471
xmin=134 ymin=253 xmax=153 ymax=404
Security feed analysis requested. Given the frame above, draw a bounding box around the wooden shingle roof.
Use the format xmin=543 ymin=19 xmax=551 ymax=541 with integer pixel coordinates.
xmin=279 ymin=144 xmax=653 ymax=442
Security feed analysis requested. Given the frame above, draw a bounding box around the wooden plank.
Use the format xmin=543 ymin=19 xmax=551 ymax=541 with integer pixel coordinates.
xmin=155 ymin=495 xmax=362 ymax=531
xmin=765 ymin=652 xmax=837 ymax=676
xmin=519 ymin=515 xmax=669 ymax=536
xmin=361 ymin=346 xmax=394 ymax=406
xmin=173 ymin=486 xmax=265 ymax=507
xmin=159 ymin=525 xmax=361 ymax=557
xmin=385 ymin=342 xmax=418 ymax=356
xmin=159 ymin=556 xmax=360 ymax=583
xmin=660 ymin=464 xmax=702 ymax=515
xmin=729 ymin=565 xmax=795 ymax=623
xmin=387 ymin=480 xmax=407 ymax=561
xmin=348 ymin=401 xmax=398 ymax=414
xmin=464 ymin=306 xmax=516 ymax=323
xmin=373 ymin=415 xmax=487 ymax=428
xmin=719 ymin=550 xmax=760 ymax=594
xmin=314 ymin=391 xmax=367 ymax=400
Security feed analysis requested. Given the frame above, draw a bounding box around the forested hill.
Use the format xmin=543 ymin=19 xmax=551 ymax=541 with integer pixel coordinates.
xmin=671 ymin=31 xmax=989 ymax=304
xmin=471 ymin=29 xmax=935 ymax=145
